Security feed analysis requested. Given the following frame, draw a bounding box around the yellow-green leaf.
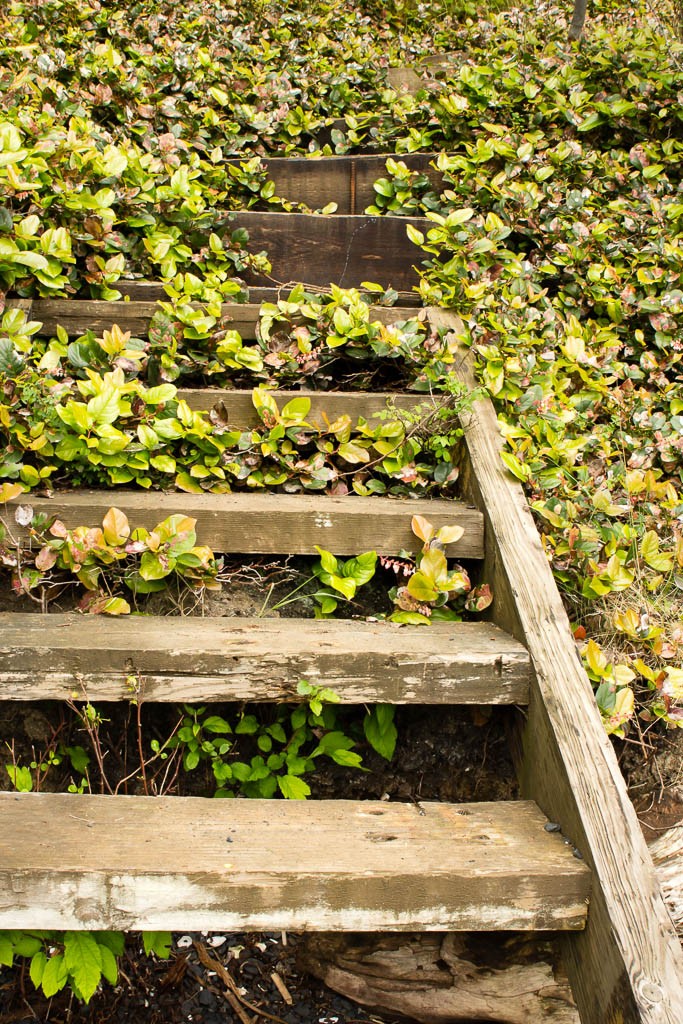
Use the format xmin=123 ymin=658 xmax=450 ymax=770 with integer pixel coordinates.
xmin=419 ymin=547 xmax=449 ymax=588
xmin=102 ymin=507 xmax=130 ymax=546
xmin=500 ymin=450 xmax=530 ymax=481
xmin=102 ymin=597 xmax=131 ymax=615
xmin=406 ymin=571 xmax=438 ymax=602
xmin=406 ymin=224 xmax=424 ymax=246
xmin=0 ymin=482 xmax=23 ymax=503
xmin=411 ymin=514 xmax=433 ymax=543
xmin=585 ymin=639 xmax=607 ymax=677
xmin=641 ymin=531 xmax=673 ymax=572
xmin=435 ymin=523 xmax=464 ymax=546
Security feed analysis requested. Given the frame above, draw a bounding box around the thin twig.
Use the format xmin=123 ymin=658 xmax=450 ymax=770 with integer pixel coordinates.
xmin=193 ymin=942 xmax=289 ymax=1024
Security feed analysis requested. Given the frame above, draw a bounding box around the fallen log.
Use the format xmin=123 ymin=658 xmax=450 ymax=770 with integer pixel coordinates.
xmin=298 ymin=932 xmax=579 ymax=1024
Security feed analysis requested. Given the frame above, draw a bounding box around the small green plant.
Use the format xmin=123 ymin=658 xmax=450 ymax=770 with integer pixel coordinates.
xmin=4 ymin=742 xmax=89 ymax=794
xmin=170 ymin=681 xmax=366 ymax=799
xmin=365 ymin=158 xmax=441 ymax=217
xmin=0 ymin=930 xmax=171 ymax=1004
xmin=0 ymin=505 xmax=221 ymax=613
xmin=387 ymin=515 xmax=493 ymax=625
xmin=261 ymin=545 xmax=377 ymax=617
xmin=312 ymin=547 xmax=378 ymax=616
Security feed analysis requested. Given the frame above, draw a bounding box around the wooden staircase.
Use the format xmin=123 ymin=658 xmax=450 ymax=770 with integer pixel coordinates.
xmin=2 ymin=190 xmax=683 ymax=1024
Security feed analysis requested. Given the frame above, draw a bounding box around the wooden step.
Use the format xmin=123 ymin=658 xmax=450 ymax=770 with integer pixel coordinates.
xmin=27 ymin=298 xmax=422 ymax=339
xmin=10 ymin=492 xmax=484 ymax=558
xmin=225 ymin=153 xmax=444 ymax=214
xmin=0 ymin=615 xmax=531 ymax=704
xmin=115 ymin=282 xmax=419 ymax=305
xmin=175 ymin=387 xmax=429 ymax=422
xmin=0 ymin=794 xmax=591 ymax=932
xmin=231 ymin=212 xmax=429 ymax=290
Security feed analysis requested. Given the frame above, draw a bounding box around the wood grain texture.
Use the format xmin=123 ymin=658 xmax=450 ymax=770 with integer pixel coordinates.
xmin=430 ymin=304 xmax=683 ymax=1023
xmin=0 ymin=614 xmax=531 ymax=704
xmin=230 ymin=212 xmax=428 ymax=290
xmin=30 ymin=298 xmax=422 ymax=339
xmin=300 ymin=933 xmax=580 ymax=1024
xmin=9 ymin=491 xmax=484 ymax=557
xmin=226 ymin=154 xmax=442 ymax=215
xmin=176 ymin=387 xmax=432 ymax=422
xmin=0 ymin=794 xmax=590 ymax=932
xmin=386 ymin=67 xmax=425 ymax=94
xmin=649 ymin=821 xmax=683 ymax=936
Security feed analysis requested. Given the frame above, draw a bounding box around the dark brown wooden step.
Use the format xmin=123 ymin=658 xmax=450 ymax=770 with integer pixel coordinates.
xmin=230 ymin=211 xmax=428 ymax=290
xmin=225 ymin=153 xmax=443 ymax=214
xmin=0 ymin=794 xmax=591 ymax=932
xmin=0 ymin=615 xmax=530 ymax=704
xmin=9 ymin=492 xmax=484 ymax=558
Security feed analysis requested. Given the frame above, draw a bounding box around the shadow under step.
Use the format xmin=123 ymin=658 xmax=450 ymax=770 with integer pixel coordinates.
xmin=0 ymin=794 xmax=591 ymax=932
xmin=0 ymin=614 xmax=531 ymax=704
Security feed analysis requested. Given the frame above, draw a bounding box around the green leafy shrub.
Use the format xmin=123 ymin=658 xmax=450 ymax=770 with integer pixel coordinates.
xmin=0 ymin=930 xmax=171 ymax=1005
xmin=0 ymin=296 xmax=475 ymax=496
xmin=170 ymin=682 xmax=368 ymax=800
xmin=0 ymin=504 xmax=221 ymax=612
xmin=386 ymin=514 xmax=492 ymax=624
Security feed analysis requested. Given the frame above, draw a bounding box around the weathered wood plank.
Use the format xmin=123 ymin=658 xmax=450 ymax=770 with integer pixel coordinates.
xmin=430 ymin=306 xmax=683 ymax=1023
xmin=386 ymin=67 xmax=425 ymax=94
xmin=0 ymin=615 xmax=531 ymax=704
xmin=9 ymin=491 xmax=484 ymax=557
xmin=649 ymin=820 xmax=683 ymax=937
xmin=177 ymin=388 xmax=430 ymax=421
xmin=300 ymin=933 xmax=580 ymax=1024
xmin=228 ymin=153 xmax=442 ymax=214
xmin=417 ymin=53 xmax=460 ymax=73
xmin=0 ymin=794 xmax=590 ymax=932
xmin=30 ymin=299 xmax=162 ymax=338
xmin=230 ymin=212 xmax=428 ymax=290
xmin=29 ymin=298 xmax=422 ymax=338
xmin=115 ymin=282 xmax=419 ymax=304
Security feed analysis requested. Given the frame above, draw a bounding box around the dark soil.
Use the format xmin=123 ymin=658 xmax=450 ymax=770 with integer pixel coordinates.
xmin=0 ymin=553 xmax=478 ymax=620
xmin=618 ymin=727 xmax=683 ymax=837
xmin=0 ymin=698 xmax=517 ymax=803
xmin=0 ymin=932 xmax=408 ymax=1024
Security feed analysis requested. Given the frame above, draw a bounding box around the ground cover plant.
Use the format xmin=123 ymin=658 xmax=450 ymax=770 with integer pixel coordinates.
xmin=0 ymin=0 xmax=477 ymax=302
xmin=2 ymin=0 xmax=683 ymax=1015
xmin=0 ymin=295 xmax=472 ymax=497
xmin=359 ymin=1 xmax=683 ymax=736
